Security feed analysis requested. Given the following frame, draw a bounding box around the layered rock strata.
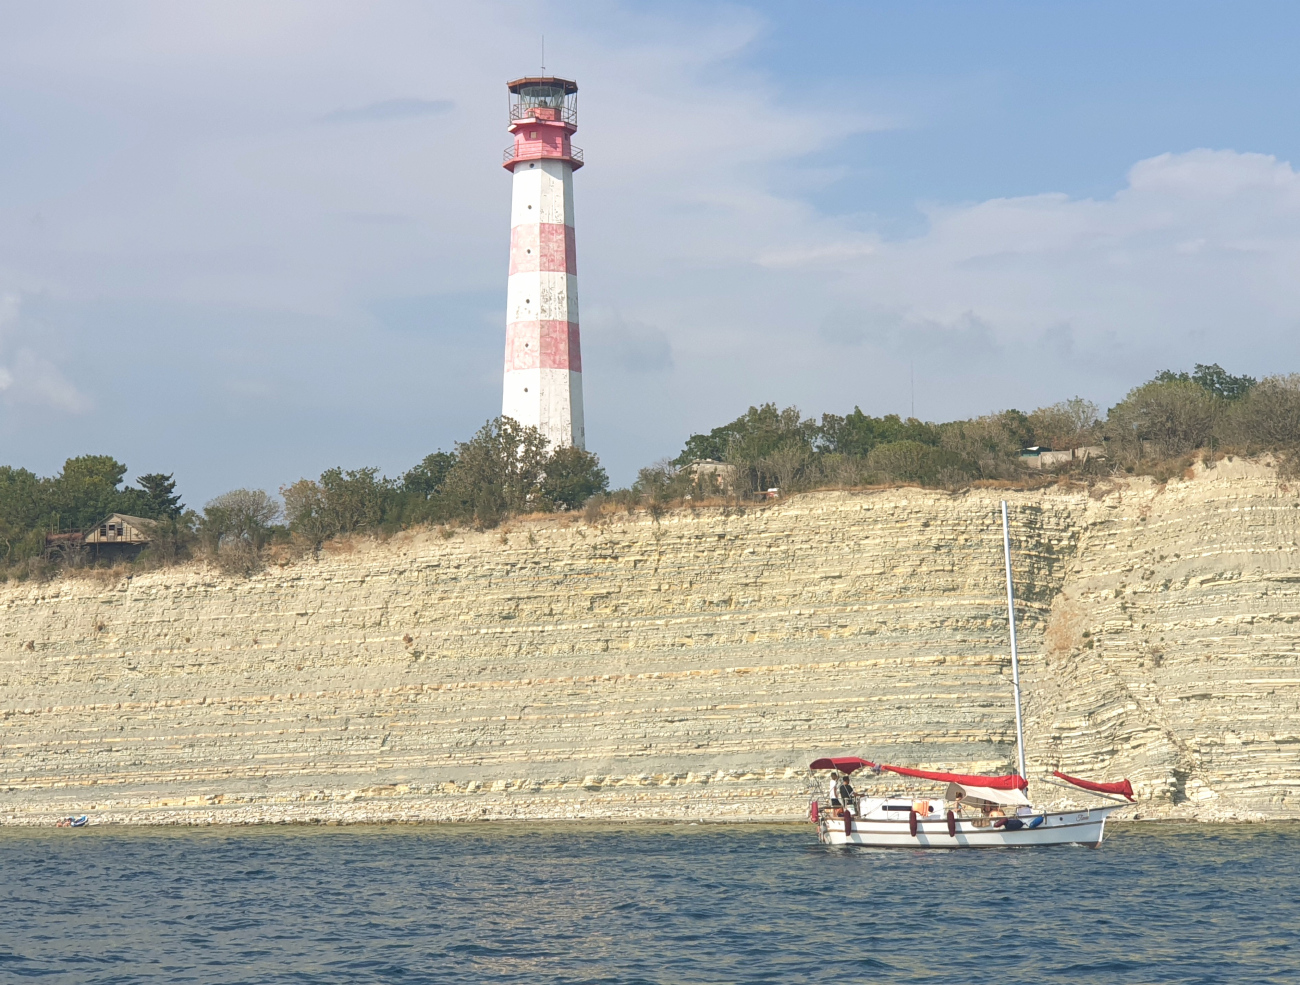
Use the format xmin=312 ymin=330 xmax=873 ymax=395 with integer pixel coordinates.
xmin=1 ymin=459 xmax=1296 ymax=824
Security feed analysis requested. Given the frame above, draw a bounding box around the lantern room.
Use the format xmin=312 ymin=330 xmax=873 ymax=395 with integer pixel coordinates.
xmin=504 ymin=76 xmax=583 ymax=170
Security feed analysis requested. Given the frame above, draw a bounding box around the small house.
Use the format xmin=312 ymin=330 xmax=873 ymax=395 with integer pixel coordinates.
xmin=687 ymin=459 xmax=739 ymax=494
xmin=1019 ymin=446 xmax=1106 ymax=469
xmin=83 ymin=513 xmax=156 ymax=558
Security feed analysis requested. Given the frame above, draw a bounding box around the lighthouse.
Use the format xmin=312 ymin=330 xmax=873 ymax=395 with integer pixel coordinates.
xmin=501 ymin=76 xmax=585 ymax=450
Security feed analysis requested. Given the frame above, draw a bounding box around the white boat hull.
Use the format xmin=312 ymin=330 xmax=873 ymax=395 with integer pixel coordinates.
xmin=817 ymin=805 xmax=1124 ymax=849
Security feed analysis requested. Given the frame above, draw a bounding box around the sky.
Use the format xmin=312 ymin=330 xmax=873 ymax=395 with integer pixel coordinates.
xmin=3 ymin=1 xmax=1300 ymax=502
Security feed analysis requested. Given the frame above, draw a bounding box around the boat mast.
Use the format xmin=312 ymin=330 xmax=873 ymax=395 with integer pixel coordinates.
xmin=1001 ymin=500 xmax=1028 ymax=782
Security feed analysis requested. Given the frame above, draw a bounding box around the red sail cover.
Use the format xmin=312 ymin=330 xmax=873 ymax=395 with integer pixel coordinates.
xmin=881 ymin=765 xmax=1028 ymax=790
xmin=1054 ymin=771 xmax=1135 ymax=801
xmin=809 ymin=757 xmax=877 ymax=774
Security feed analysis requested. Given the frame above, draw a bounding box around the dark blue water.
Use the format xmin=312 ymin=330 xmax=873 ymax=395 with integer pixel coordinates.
xmin=0 ymin=823 xmax=1295 ymax=984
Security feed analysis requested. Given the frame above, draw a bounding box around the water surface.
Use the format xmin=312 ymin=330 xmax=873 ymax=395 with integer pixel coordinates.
xmin=1 ymin=822 xmax=1295 ymax=983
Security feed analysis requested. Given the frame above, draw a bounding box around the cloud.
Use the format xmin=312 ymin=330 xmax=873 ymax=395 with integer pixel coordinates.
xmin=820 ymin=305 xmax=1001 ymax=364
xmin=319 ymin=98 xmax=454 ymax=124
xmin=0 ymin=293 xmax=90 ymax=413
xmin=585 ymin=310 xmax=674 ymax=374
xmin=2 ymin=5 xmax=1300 ymax=493
xmin=764 ymin=150 xmax=1300 ymax=378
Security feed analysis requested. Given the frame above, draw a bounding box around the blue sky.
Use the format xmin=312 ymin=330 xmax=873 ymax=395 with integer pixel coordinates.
xmin=3 ymin=1 xmax=1300 ymax=502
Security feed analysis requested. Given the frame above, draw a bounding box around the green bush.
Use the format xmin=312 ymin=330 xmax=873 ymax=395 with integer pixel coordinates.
xmin=541 ymin=446 xmax=609 ymax=511
xmin=819 ymin=409 xmax=940 ymax=457
xmin=439 ymin=417 xmax=550 ymax=527
xmin=1106 ymin=379 xmax=1222 ymax=460
xmin=867 ymin=441 xmax=959 ymax=485
xmin=1026 ymin=398 xmax=1100 ymax=450
xmin=1222 ymin=375 xmax=1300 ymax=449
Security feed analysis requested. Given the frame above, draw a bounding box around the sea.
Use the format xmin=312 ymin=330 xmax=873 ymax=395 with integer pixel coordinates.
xmin=0 ymin=822 xmax=1295 ymax=984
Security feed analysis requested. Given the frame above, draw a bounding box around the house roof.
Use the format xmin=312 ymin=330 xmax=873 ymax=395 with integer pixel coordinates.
xmin=100 ymin=513 xmax=158 ymax=529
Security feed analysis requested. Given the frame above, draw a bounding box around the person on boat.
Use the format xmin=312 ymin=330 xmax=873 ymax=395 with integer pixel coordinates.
xmin=837 ymin=775 xmax=856 ymax=808
xmin=827 ymin=773 xmax=842 ymax=808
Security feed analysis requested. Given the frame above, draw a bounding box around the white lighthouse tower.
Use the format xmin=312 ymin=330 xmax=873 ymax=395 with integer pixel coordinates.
xmin=501 ymin=76 xmax=585 ymax=450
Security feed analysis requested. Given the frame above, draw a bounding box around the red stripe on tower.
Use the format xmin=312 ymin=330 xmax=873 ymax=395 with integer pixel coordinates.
xmin=503 ymin=320 xmax=581 ymax=372
xmin=508 ymin=224 xmax=577 ymax=276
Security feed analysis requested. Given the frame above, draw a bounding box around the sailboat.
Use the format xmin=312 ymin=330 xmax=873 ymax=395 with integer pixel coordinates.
xmin=811 ymin=501 xmax=1134 ymax=848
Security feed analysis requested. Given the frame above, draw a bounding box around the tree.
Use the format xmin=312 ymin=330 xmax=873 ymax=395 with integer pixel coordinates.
xmin=1107 ymin=378 xmax=1222 ymax=458
xmin=0 ymin=466 xmax=44 ymax=563
xmin=138 ymin=511 xmax=198 ymax=567
xmin=398 ymin=451 xmax=458 ymax=526
xmin=541 ymin=447 xmax=608 ymax=510
xmin=1027 ymin=398 xmax=1100 ymax=450
xmin=1223 ymin=374 xmax=1300 ymax=448
xmin=758 ymin=443 xmax=813 ymax=492
xmin=402 ymin=452 xmax=457 ymax=500
xmin=199 ymin=489 xmax=281 ymax=551
xmin=867 ymin=441 xmax=958 ymax=485
xmin=632 ymin=459 xmax=687 ymax=502
xmin=282 ymin=467 xmax=398 ymax=543
xmin=317 ymin=467 xmax=395 ymax=534
xmin=938 ymin=412 xmax=1027 ymax=480
xmin=282 ymin=479 xmax=331 ymax=545
xmin=674 ymin=404 xmax=819 ymax=467
xmin=1155 ymin=363 xmax=1256 ymax=402
xmin=674 ymin=404 xmax=822 ymax=493
xmin=136 ymin=473 xmax=184 ymax=519
xmin=47 ymin=455 xmax=131 ymax=531
xmin=818 ymin=409 xmax=939 ymax=457
xmin=440 ymin=417 xmax=550 ymax=527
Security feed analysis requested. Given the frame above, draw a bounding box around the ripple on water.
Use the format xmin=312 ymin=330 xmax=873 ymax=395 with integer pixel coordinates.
xmin=0 ymin=823 xmax=1296 ymax=984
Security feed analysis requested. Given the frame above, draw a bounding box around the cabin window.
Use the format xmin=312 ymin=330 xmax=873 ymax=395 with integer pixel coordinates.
xmin=100 ymin=526 xmax=108 ymax=536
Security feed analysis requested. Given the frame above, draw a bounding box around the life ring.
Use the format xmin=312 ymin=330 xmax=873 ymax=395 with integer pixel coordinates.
xmin=908 ymin=810 xmax=918 ymax=837
xmin=946 ymin=810 xmax=956 ymax=837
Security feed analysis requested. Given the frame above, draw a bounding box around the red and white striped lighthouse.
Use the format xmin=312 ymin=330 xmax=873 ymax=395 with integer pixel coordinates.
xmin=501 ymin=76 xmax=585 ymax=450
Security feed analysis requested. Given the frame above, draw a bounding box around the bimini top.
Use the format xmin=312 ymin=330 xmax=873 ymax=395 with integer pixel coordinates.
xmin=809 ymin=757 xmax=877 ymax=774
xmin=880 ymin=764 xmax=1028 ymax=790
xmin=507 ymin=76 xmax=578 ymax=95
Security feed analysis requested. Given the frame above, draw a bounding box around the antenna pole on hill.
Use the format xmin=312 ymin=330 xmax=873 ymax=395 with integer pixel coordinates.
xmin=1001 ymin=500 xmax=1028 ymax=782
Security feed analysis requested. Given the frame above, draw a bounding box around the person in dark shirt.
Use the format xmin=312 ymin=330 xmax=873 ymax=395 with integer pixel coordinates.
xmin=837 ymin=776 xmax=856 ymax=812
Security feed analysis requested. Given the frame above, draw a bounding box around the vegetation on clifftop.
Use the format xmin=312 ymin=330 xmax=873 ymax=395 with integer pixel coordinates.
xmin=647 ymin=364 xmax=1300 ymax=498
xmin=3 ymin=362 xmax=1299 ymax=580
xmin=0 ymin=417 xmax=607 ymax=578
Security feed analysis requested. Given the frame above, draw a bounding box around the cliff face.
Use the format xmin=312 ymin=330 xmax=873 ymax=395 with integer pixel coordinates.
xmin=1 ymin=459 xmax=1296 ymax=824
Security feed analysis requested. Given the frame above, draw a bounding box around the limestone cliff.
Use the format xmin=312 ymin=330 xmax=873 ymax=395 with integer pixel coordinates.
xmin=1 ymin=459 xmax=1296 ymax=824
